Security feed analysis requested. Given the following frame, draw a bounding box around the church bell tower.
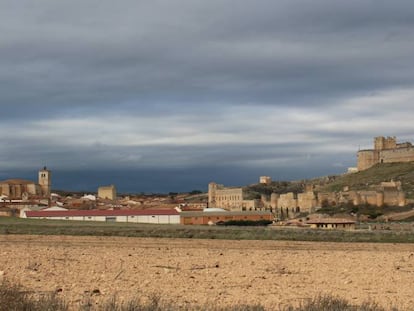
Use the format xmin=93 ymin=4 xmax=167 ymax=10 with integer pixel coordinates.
xmin=38 ymin=167 xmax=51 ymax=197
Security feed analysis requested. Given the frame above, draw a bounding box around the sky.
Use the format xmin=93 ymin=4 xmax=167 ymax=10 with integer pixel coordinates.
xmin=1 ymin=0 xmax=414 ymax=193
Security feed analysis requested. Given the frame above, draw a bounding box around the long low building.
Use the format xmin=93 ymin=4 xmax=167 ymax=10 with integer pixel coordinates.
xmin=306 ymin=218 xmax=356 ymax=230
xmin=25 ymin=209 xmax=181 ymax=224
xmin=180 ymin=210 xmax=274 ymax=225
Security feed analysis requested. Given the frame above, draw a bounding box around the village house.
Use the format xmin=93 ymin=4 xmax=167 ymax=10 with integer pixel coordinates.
xmin=306 ymin=218 xmax=356 ymax=230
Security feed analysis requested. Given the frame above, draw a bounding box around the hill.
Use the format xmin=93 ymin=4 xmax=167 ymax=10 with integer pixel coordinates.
xmin=319 ymin=162 xmax=414 ymax=199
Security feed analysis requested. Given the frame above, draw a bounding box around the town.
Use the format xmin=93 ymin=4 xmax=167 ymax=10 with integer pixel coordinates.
xmin=2 ymin=136 xmax=414 ymax=230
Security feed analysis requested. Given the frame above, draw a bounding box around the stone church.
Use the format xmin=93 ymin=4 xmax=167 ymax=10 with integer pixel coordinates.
xmin=0 ymin=167 xmax=51 ymax=199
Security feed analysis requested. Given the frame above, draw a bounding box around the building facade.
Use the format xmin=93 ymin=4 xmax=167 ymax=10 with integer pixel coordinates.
xmin=25 ymin=209 xmax=180 ymax=224
xmin=208 ymin=182 xmax=257 ymax=211
xmin=98 ymin=185 xmax=117 ymax=200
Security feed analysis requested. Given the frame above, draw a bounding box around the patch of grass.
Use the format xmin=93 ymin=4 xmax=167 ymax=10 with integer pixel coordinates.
xmin=1 ymin=216 xmax=414 ymax=243
xmin=283 ymin=295 xmax=398 ymax=311
xmin=0 ymin=280 xmax=68 ymax=311
xmin=0 ymin=282 xmax=401 ymax=311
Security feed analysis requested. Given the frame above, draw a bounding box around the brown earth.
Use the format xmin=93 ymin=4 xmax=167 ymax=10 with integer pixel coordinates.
xmin=0 ymin=234 xmax=413 ymax=310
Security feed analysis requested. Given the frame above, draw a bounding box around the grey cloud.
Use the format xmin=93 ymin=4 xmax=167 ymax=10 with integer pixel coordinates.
xmin=2 ymin=0 xmax=414 ymax=114
xmin=1 ymin=1 xmax=414 ymax=191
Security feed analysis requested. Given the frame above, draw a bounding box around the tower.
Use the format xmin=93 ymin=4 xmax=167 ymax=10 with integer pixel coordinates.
xmin=38 ymin=167 xmax=51 ymax=197
xmin=208 ymin=182 xmax=217 ymax=208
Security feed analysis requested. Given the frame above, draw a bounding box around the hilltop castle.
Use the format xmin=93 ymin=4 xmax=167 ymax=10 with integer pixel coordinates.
xmin=357 ymin=136 xmax=414 ymax=171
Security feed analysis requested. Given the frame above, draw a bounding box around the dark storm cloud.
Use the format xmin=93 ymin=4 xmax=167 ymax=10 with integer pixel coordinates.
xmin=1 ymin=1 xmax=414 ymax=191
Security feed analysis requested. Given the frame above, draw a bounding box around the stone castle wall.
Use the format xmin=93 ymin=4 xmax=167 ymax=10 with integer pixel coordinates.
xmin=358 ymin=136 xmax=414 ymax=171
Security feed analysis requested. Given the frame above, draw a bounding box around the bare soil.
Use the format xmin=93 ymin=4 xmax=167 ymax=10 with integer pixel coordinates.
xmin=0 ymin=234 xmax=413 ymax=310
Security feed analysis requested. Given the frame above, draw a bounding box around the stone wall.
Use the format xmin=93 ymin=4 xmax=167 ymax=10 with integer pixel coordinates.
xmin=0 ymin=183 xmax=42 ymax=199
xmin=98 ymin=185 xmax=117 ymax=200
xmin=297 ymin=192 xmax=317 ymax=213
xmin=277 ymin=193 xmax=297 ymax=212
xmin=357 ymin=136 xmax=414 ymax=171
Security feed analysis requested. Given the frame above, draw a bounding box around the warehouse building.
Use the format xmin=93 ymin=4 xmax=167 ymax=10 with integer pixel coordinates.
xmin=24 ymin=209 xmax=180 ymax=224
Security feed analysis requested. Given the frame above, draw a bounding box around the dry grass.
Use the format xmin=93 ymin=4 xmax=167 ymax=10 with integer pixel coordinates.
xmin=0 ymin=280 xmax=68 ymax=311
xmin=0 ymin=280 xmax=400 ymax=311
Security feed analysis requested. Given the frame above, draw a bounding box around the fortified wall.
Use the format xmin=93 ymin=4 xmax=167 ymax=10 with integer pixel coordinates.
xmin=357 ymin=136 xmax=414 ymax=171
xmin=260 ymin=180 xmax=406 ymax=218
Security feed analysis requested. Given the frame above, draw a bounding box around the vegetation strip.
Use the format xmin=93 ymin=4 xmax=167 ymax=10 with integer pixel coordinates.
xmin=0 ymin=280 xmax=400 ymax=311
xmin=1 ymin=217 xmax=414 ymax=243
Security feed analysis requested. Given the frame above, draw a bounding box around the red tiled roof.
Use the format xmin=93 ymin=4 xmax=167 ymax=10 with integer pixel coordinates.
xmin=26 ymin=209 xmax=179 ymax=218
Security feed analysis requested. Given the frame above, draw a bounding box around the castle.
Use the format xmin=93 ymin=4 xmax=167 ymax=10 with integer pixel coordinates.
xmin=357 ymin=136 xmax=414 ymax=171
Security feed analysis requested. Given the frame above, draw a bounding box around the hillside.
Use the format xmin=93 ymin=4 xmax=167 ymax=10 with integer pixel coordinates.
xmin=319 ymin=162 xmax=414 ymax=199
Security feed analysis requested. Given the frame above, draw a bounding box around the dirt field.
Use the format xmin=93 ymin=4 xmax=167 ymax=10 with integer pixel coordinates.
xmin=0 ymin=234 xmax=413 ymax=310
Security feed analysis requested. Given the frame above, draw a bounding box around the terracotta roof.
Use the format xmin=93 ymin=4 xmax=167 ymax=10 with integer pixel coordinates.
xmin=306 ymin=218 xmax=356 ymax=224
xmin=0 ymin=179 xmax=36 ymax=185
xmin=26 ymin=209 xmax=179 ymax=218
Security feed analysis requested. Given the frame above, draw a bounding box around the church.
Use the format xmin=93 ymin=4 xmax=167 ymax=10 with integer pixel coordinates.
xmin=0 ymin=167 xmax=51 ymax=199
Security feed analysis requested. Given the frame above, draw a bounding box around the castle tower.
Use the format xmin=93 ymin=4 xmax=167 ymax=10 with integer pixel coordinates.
xmin=208 ymin=182 xmax=217 ymax=208
xmin=38 ymin=167 xmax=51 ymax=197
xmin=374 ymin=136 xmax=385 ymax=150
xmin=374 ymin=136 xmax=397 ymax=150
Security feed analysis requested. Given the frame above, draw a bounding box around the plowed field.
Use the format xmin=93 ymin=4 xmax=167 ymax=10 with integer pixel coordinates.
xmin=1 ymin=235 xmax=413 ymax=310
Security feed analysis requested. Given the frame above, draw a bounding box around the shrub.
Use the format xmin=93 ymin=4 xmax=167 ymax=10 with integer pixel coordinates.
xmin=0 ymin=280 xmax=68 ymax=311
xmin=282 ymin=295 xmax=397 ymax=311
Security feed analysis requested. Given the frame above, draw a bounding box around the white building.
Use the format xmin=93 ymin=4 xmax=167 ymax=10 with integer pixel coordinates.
xmin=24 ymin=209 xmax=180 ymax=224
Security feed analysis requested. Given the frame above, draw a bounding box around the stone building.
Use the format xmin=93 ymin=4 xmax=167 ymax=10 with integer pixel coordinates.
xmin=259 ymin=176 xmax=272 ymax=185
xmin=98 ymin=185 xmax=117 ymax=200
xmin=208 ymin=182 xmax=257 ymax=211
xmin=357 ymin=136 xmax=414 ymax=171
xmin=0 ymin=167 xmax=51 ymax=199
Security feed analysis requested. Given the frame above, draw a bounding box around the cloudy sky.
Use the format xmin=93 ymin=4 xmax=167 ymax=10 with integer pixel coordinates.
xmin=1 ymin=0 xmax=414 ymax=193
